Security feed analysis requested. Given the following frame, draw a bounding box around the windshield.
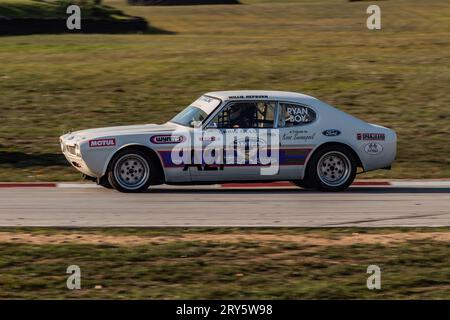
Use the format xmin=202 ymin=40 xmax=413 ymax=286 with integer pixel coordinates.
xmin=170 ymin=95 xmax=221 ymax=127
xmin=170 ymin=106 xmax=207 ymax=127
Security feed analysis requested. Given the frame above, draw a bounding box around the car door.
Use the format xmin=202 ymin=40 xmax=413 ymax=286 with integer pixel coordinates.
xmin=190 ymin=100 xmax=279 ymax=182
xmin=277 ymin=102 xmax=319 ymax=179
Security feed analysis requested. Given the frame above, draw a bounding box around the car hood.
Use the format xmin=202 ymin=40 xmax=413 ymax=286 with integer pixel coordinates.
xmin=69 ymin=122 xmax=180 ymax=140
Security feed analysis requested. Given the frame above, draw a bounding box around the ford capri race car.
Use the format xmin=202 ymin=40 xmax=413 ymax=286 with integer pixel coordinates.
xmin=60 ymin=91 xmax=397 ymax=192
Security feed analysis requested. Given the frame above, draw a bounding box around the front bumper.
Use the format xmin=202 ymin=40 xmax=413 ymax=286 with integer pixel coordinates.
xmin=60 ymin=139 xmax=96 ymax=177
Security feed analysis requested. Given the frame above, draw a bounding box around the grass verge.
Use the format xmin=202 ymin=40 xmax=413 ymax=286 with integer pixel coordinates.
xmin=0 ymin=227 xmax=449 ymax=299
xmin=0 ymin=0 xmax=126 ymax=19
xmin=0 ymin=0 xmax=151 ymax=35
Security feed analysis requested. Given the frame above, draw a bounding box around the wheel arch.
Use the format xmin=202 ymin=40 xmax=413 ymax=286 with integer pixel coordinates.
xmin=102 ymin=143 xmax=166 ymax=184
xmin=303 ymin=142 xmax=363 ymax=179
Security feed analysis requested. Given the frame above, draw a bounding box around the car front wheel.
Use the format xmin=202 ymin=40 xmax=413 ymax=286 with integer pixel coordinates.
xmin=97 ymin=175 xmax=113 ymax=189
xmin=293 ymin=178 xmax=315 ymax=189
xmin=108 ymin=149 xmax=152 ymax=193
xmin=307 ymin=145 xmax=357 ymax=192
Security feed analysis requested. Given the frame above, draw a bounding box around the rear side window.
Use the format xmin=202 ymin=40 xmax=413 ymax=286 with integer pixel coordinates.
xmin=279 ymin=103 xmax=317 ymax=127
xmin=210 ymin=101 xmax=276 ymax=129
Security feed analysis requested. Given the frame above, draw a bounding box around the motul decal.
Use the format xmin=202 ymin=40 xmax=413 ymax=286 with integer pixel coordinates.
xmin=89 ymin=138 xmax=116 ymax=148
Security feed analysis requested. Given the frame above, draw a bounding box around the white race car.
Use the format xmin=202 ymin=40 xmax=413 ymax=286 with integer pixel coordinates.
xmin=60 ymin=91 xmax=396 ymax=192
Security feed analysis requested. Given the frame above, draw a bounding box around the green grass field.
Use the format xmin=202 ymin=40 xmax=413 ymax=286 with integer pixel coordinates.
xmin=0 ymin=227 xmax=449 ymax=299
xmin=0 ymin=0 xmax=449 ymax=181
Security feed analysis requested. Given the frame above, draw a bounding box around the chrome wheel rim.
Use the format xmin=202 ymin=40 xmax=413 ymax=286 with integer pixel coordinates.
xmin=114 ymin=154 xmax=149 ymax=190
xmin=317 ymin=151 xmax=351 ymax=187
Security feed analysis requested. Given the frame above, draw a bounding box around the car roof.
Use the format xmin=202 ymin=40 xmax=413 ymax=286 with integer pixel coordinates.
xmin=205 ymin=90 xmax=319 ymax=104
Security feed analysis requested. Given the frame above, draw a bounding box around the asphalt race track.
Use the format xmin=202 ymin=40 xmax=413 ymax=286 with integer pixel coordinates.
xmin=0 ymin=184 xmax=449 ymax=227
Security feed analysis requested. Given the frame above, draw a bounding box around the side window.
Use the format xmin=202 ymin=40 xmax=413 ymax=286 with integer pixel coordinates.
xmin=255 ymin=101 xmax=275 ymax=128
xmin=279 ymin=103 xmax=317 ymax=127
xmin=210 ymin=102 xmax=276 ymax=129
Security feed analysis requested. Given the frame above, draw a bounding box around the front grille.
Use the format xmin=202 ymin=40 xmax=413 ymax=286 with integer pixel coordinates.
xmin=67 ymin=145 xmax=77 ymax=155
xmin=72 ymin=161 xmax=82 ymax=168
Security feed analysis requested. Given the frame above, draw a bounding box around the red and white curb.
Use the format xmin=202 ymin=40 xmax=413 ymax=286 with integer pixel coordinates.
xmin=0 ymin=183 xmax=58 ymax=188
xmin=0 ymin=180 xmax=450 ymax=189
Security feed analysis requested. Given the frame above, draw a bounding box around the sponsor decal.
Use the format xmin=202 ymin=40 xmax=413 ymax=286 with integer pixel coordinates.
xmin=281 ymin=104 xmax=316 ymax=125
xmin=228 ymin=95 xmax=269 ymax=99
xmin=357 ymin=133 xmax=385 ymax=141
xmin=199 ymin=136 xmax=216 ymax=142
xmin=286 ymin=106 xmax=316 ymax=124
xmin=89 ymin=138 xmax=116 ymax=148
xmin=364 ymin=142 xmax=383 ymax=155
xmin=151 ymin=135 xmax=185 ymax=144
xmin=235 ymin=137 xmax=265 ymax=149
xmin=234 ymin=137 xmax=266 ymax=161
xmin=282 ymin=129 xmax=315 ymax=142
xmin=198 ymin=96 xmax=214 ymax=103
xmin=322 ymin=129 xmax=341 ymax=137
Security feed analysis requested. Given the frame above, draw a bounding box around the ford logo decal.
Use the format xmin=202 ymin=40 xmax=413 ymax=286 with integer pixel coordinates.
xmin=322 ymin=129 xmax=341 ymax=137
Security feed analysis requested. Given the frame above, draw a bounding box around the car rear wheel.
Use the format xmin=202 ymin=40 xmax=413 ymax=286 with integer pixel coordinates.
xmin=307 ymin=145 xmax=357 ymax=192
xmin=108 ymin=149 xmax=152 ymax=193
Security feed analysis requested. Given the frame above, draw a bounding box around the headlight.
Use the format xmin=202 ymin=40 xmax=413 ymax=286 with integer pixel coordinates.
xmin=75 ymin=144 xmax=81 ymax=156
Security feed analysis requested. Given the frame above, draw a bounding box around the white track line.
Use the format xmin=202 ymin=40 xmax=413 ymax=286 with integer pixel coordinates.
xmin=390 ymin=181 xmax=450 ymax=187
xmin=56 ymin=183 xmax=101 ymax=188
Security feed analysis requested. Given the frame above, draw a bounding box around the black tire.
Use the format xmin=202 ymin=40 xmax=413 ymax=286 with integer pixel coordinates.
xmin=96 ymin=175 xmax=113 ymax=189
xmin=293 ymin=178 xmax=316 ymax=189
xmin=307 ymin=144 xmax=357 ymax=192
xmin=107 ymin=148 xmax=153 ymax=193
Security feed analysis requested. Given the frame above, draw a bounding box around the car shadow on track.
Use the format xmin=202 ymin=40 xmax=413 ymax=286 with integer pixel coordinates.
xmin=0 ymin=151 xmax=66 ymax=167
xmin=145 ymin=187 xmax=450 ymax=194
